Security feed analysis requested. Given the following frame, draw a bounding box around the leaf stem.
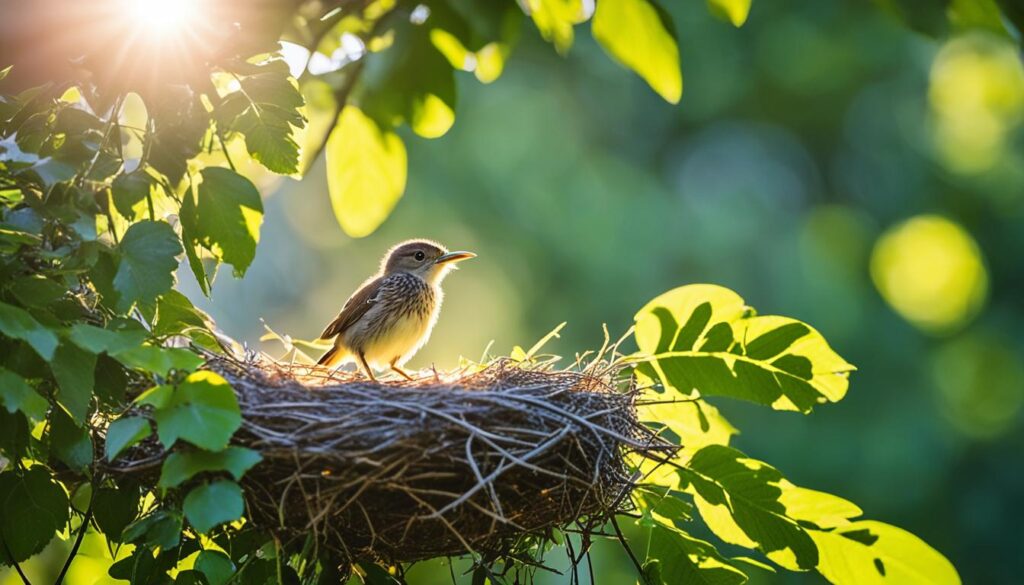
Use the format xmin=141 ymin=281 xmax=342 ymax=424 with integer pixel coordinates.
xmin=611 ymin=515 xmax=649 ymax=585
xmin=54 ymin=504 xmax=93 ymax=585
xmin=1 ymin=536 xmax=33 ymax=585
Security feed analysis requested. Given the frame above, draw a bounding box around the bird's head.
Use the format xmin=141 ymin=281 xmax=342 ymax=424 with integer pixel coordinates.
xmin=382 ymin=239 xmax=475 ymax=284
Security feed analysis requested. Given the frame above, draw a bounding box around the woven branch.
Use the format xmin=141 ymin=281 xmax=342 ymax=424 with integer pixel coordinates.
xmin=107 ymin=352 xmax=674 ymax=566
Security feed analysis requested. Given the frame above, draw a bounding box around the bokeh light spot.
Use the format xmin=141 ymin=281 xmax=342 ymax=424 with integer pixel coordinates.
xmin=932 ymin=334 xmax=1024 ymax=440
xmin=929 ymin=34 xmax=1024 ymax=173
xmin=870 ymin=215 xmax=987 ymax=333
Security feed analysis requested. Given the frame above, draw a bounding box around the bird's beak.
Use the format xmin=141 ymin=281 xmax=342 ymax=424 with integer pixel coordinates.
xmin=434 ymin=251 xmax=476 ymax=265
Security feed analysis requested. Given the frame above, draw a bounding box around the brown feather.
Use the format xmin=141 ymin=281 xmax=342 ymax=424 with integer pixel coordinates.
xmin=319 ymin=276 xmax=384 ymax=340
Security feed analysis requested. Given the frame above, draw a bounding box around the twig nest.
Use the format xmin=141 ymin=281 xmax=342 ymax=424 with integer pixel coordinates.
xmin=208 ymin=354 xmax=666 ymax=564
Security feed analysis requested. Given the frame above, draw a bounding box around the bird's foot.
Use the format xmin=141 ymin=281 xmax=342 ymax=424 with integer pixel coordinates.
xmin=390 ymin=364 xmax=414 ymax=381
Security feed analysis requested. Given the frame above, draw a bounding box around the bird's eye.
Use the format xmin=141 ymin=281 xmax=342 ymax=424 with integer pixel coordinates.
xmin=414 ymin=251 xmax=426 ymax=262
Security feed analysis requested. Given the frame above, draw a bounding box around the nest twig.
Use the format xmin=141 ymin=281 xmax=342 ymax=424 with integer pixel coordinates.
xmin=107 ymin=351 xmax=675 ymax=567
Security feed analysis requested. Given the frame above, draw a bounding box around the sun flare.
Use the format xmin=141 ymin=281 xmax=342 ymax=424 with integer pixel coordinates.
xmin=122 ymin=0 xmax=198 ymax=35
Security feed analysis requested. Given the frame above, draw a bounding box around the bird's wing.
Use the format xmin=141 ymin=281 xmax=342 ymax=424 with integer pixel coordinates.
xmin=319 ymin=276 xmax=384 ymax=340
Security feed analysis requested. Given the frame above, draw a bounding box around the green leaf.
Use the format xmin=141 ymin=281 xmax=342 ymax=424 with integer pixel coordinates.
xmin=0 ymin=367 xmax=48 ymax=420
xmin=9 ymin=275 xmax=66 ymax=309
xmin=154 ymin=290 xmax=209 ymax=337
xmin=51 ymin=340 xmax=97 ymax=422
xmin=159 ymin=446 xmax=261 ymax=488
xmin=236 ymin=111 xmax=301 ymax=175
xmin=0 ymin=467 xmax=70 ymax=565
xmin=68 ymin=322 xmax=148 ymax=355
xmin=0 ymin=301 xmax=59 ymax=360
xmin=105 ymin=416 xmax=152 ymax=461
xmin=680 ymin=445 xmax=818 ymax=570
xmin=179 ymin=182 xmax=210 ymax=295
xmin=526 ymin=0 xmax=589 ymax=54
xmin=811 ymin=520 xmax=961 ymax=585
xmin=19 ymin=157 xmax=76 ymax=188
xmin=122 ymin=509 xmax=182 ymax=549
xmin=195 ymin=550 xmax=236 ymax=585
xmin=184 ymin=479 xmax=244 ymax=533
xmin=50 ymin=407 xmax=93 ymax=470
xmin=635 ymin=486 xmax=694 ymax=528
xmin=325 ymin=106 xmax=407 ymax=238
xmin=634 ymin=285 xmax=855 ymax=413
xmin=93 ymin=485 xmax=140 ymax=541
xmin=707 ymin=0 xmax=752 ymax=26
xmin=195 ymin=167 xmax=263 ymax=276
xmin=636 ymin=375 xmax=737 ymax=450
xmin=114 ymin=345 xmax=204 ymax=375
xmin=647 ymin=525 xmax=749 ymax=585
xmin=153 ymin=371 xmax=241 ymax=451
xmin=0 ymin=65 xmax=10 ymax=81
xmin=114 ymin=220 xmax=182 ymax=311
xmin=593 ymin=0 xmax=682 ymax=103
xmin=111 ymin=171 xmax=154 ymax=218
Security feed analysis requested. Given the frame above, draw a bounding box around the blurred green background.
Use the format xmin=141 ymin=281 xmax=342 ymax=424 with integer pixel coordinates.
xmin=6 ymin=0 xmax=1024 ymax=582
xmin=192 ymin=1 xmax=1024 ymax=583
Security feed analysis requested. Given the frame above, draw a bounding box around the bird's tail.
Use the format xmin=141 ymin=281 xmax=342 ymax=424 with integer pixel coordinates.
xmin=317 ymin=345 xmax=347 ymax=367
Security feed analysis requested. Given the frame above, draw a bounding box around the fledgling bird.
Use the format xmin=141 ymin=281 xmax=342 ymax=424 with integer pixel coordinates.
xmin=316 ymin=239 xmax=475 ymax=381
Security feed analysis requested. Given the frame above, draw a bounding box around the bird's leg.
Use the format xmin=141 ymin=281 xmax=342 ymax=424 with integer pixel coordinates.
xmin=389 ymin=359 xmax=414 ymax=381
xmin=356 ymin=351 xmax=376 ymax=382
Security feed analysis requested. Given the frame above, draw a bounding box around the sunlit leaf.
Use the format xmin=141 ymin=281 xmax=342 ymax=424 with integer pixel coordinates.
xmin=634 ymin=284 xmax=855 ymax=413
xmin=114 ymin=220 xmax=182 ymax=311
xmin=159 ymin=446 xmax=262 ymax=488
xmin=325 ymin=106 xmax=407 ymax=237
xmin=811 ymin=520 xmax=961 ymax=585
xmin=0 ymin=467 xmax=69 ymax=565
xmin=636 ymin=369 xmax=737 ymax=451
xmin=195 ymin=167 xmax=264 ymax=276
xmin=707 ymin=0 xmax=753 ymax=26
xmin=593 ymin=0 xmax=682 ymax=103
xmin=778 ymin=483 xmax=861 ymax=530
xmin=681 ymin=445 xmax=818 ymax=571
xmin=526 ymin=0 xmax=588 ymax=54
xmin=105 ymin=415 xmax=152 ymax=461
xmin=0 ymin=300 xmax=59 ymax=360
xmin=153 ymin=371 xmax=241 ymax=451
xmin=184 ymin=479 xmax=244 ymax=533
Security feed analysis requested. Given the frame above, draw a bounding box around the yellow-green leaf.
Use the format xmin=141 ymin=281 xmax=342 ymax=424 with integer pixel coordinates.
xmin=708 ymin=0 xmax=752 ymax=27
xmin=778 ymin=482 xmax=862 ymax=530
xmin=325 ymin=106 xmax=407 ymax=238
xmin=526 ymin=0 xmax=589 ymax=54
xmin=636 ymin=373 xmax=737 ymax=459
xmin=634 ymin=284 xmax=855 ymax=413
xmin=811 ymin=520 xmax=961 ymax=585
xmin=592 ymin=0 xmax=682 ymax=103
